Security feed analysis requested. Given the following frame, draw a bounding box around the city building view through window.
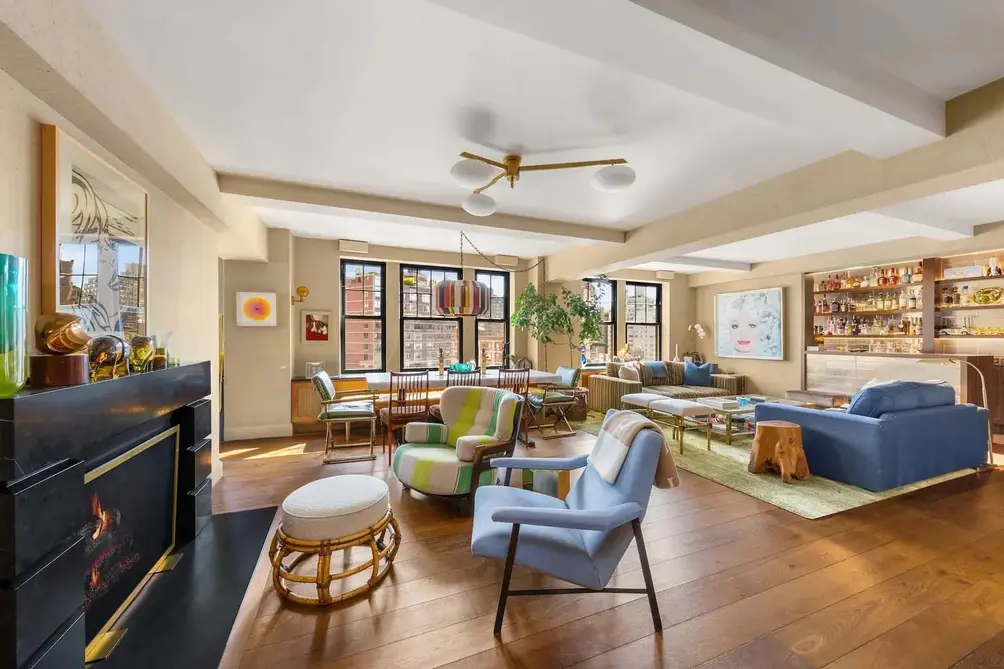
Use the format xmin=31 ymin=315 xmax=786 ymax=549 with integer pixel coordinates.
xmin=401 ymin=265 xmax=461 ymax=369
xmin=475 ymin=270 xmax=509 ymax=367
xmin=582 ymin=278 xmax=616 ymax=364
xmin=625 ymin=282 xmax=661 ymax=360
xmin=341 ymin=261 xmax=385 ymax=372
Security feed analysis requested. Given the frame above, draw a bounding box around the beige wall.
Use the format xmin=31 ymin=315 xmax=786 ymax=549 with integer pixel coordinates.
xmin=0 ymin=67 xmax=224 ymax=477
xmin=222 ymin=229 xmax=294 ymax=440
xmin=693 ymin=273 xmax=805 ymax=397
xmin=665 ymin=276 xmax=695 ymax=361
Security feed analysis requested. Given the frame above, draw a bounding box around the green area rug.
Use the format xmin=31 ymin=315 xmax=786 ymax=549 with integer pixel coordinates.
xmin=576 ymin=412 xmax=973 ymax=519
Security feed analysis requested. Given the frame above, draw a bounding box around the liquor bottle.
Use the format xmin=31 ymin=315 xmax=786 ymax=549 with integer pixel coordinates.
xmin=943 ymin=288 xmax=953 ymax=305
xmin=908 ymin=290 xmax=917 ymax=310
xmin=890 ymin=267 xmax=899 ymax=285
xmin=899 ymin=291 xmax=908 ymax=310
xmin=866 ymin=294 xmax=876 ymax=311
xmin=901 ymin=267 xmax=911 ymax=284
xmin=859 ymin=319 xmax=870 ymax=336
xmin=826 ymin=274 xmax=834 ymax=291
xmin=952 ymin=286 xmax=961 ymax=305
xmin=913 ymin=263 xmax=923 ymax=283
xmin=878 ymin=268 xmax=887 ymax=286
xmin=851 ymin=317 xmax=860 ymax=336
xmin=962 ymin=285 xmax=970 ymax=305
xmin=830 ymin=294 xmax=840 ymax=313
xmin=861 ymin=272 xmax=870 ymax=288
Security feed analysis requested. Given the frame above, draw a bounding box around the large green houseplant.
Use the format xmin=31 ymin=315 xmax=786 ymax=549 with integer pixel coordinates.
xmin=511 ymin=281 xmax=605 ymax=369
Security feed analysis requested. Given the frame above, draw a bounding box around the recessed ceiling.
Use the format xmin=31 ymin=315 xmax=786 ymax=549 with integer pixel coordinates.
xmin=85 ymin=0 xmax=841 ymax=231
xmin=876 ymin=180 xmax=1004 ymax=232
xmin=247 ymin=199 xmax=585 ymax=257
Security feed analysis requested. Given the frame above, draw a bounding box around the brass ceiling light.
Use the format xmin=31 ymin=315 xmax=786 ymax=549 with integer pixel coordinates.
xmin=450 ymin=152 xmax=636 ymax=217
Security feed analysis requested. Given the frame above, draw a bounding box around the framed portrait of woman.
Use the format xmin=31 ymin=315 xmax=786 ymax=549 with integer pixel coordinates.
xmin=41 ymin=124 xmax=149 ymax=340
xmin=714 ymin=287 xmax=784 ymax=360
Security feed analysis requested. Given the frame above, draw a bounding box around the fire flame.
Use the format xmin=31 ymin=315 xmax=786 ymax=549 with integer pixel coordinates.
xmin=91 ymin=494 xmax=112 ymax=541
xmin=89 ymin=568 xmax=99 ymax=589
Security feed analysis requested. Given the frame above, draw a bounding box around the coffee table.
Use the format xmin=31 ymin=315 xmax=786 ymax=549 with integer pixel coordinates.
xmin=695 ymin=396 xmax=807 ymax=445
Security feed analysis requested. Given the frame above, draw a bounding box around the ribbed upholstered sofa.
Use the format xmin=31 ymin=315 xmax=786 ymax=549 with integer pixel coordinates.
xmin=587 ymin=361 xmax=747 ymax=413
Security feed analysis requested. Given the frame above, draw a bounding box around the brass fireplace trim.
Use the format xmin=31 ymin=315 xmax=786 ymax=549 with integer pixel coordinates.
xmin=84 ymin=425 xmax=180 ymax=664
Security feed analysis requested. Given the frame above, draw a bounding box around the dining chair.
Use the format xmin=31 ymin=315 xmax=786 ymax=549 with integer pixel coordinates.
xmin=429 ymin=369 xmax=482 ymax=423
xmin=311 ymin=372 xmax=378 ymax=463
xmin=380 ymin=370 xmax=430 ymax=463
xmin=527 ymin=366 xmax=582 ymax=439
xmin=497 ymin=368 xmax=531 ymax=445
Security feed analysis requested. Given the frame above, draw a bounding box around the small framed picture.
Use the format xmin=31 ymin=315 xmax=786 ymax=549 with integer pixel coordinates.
xmin=302 ymin=310 xmax=331 ymax=343
xmin=236 ymin=292 xmax=277 ymax=327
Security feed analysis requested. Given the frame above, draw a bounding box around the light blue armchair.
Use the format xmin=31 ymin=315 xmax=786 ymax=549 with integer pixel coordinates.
xmin=471 ymin=412 xmax=664 ymax=635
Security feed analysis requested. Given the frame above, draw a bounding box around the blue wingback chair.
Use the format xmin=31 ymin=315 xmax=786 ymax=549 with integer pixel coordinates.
xmin=471 ymin=410 xmax=664 ymax=635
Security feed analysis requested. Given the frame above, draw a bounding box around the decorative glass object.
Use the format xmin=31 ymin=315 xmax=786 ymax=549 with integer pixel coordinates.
xmin=0 ymin=254 xmax=27 ymax=397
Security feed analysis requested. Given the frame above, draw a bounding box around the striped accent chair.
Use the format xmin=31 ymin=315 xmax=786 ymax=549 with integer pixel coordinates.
xmin=392 ymin=386 xmax=524 ymax=512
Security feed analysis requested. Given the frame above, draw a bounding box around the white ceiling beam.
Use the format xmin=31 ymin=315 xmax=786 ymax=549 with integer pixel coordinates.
xmin=427 ymin=0 xmax=943 ymax=157
xmin=217 ymin=173 xmax=626 ymax=244
xmin=654 ymin=257 xmax=752 ymax=271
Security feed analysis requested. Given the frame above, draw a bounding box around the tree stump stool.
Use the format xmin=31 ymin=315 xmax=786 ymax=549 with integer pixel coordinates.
xmin=748 ymin=420 xmax=810 ymax=483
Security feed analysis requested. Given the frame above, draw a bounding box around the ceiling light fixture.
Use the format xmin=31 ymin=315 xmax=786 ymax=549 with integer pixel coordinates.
xmin=450 ymin=152 xmax=635 ymax=217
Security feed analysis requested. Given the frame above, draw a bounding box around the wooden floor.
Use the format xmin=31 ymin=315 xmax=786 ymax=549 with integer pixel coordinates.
xmin=216 ymin=430 xmax=1004 ymax=669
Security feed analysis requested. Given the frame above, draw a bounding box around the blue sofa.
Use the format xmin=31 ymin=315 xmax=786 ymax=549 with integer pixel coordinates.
xmin=754 ymin=382 xmax=987 ymax=491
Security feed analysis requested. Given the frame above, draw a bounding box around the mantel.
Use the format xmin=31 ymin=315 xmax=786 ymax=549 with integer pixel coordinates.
xmin=0 ymin=362 xmax=211 ymax=481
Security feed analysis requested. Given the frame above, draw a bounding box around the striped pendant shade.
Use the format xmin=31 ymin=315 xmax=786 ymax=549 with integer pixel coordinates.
xmin=434 ymin=279 xmax=489 ymax=316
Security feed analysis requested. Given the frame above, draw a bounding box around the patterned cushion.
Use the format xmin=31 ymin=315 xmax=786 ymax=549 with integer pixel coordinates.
xmin=439 ymin=386 xmax=519 ymax=446
xmin=665 ymin=362 xmax=685 ymax=386
xmin=318 ymin=400 xmax=375 ymax=420
xmin=312 ymin=371 xmax=335 ymax=401
xmin=637 ymin=362 xmax=654 ymax=386
xmin=455 ymin=434 xmax=498 ymax=462
xmin=392 ymin=443 xmax=493 ymax=496
xmin=404 ymin=422 xmax=448 ymax=444
xmin=642 ymin=385 xmax=729 ymax=400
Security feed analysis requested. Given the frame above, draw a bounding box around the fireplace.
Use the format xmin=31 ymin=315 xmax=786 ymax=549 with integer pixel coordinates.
xmin=0 ymin=362 xmax=212 ymax=669
xmin=82 ymin=427 xmax=178 ymax=647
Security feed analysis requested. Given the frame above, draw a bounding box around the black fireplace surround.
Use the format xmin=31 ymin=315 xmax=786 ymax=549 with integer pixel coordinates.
xmin=0 ymin=362 xmax=212 ymax=669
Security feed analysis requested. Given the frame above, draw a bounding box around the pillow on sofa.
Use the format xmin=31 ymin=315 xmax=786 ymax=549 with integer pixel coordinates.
xmin=618 ymin=364 xmax=641 ymax=382
xmin=683 ymin=361 xmax=712 ymax=387
xmin=645 ymin=361 xmax=668 ymax=383
xmin=846 ymin=381 xmax=955 ymax=418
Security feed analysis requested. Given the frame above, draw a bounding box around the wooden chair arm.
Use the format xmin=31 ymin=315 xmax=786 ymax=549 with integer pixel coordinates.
xmin=473 ymin=442 xmax=513 ymax=465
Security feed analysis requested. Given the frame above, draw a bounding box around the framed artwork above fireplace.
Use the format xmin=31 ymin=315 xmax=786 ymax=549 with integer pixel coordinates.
xmin=40 ymin=124 xmax=149 ymax=342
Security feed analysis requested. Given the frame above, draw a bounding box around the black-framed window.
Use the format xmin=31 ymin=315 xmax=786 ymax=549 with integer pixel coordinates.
xmin=625 ymin=281 xmax=661 ymax=360
xmin=400 ymin=264 xmax=462 ymax=369
xmin=583 ymin=278 xmax=616 ymax=364
xmin=474 ymin=270 xmax=509 ymax=368
xmin=341 ymin=260 xmax=386 ymax=373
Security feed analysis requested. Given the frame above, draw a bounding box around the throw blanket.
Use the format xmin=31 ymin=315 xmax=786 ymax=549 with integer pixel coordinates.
xmin=590 ymin=410 xmax=680 ymax=489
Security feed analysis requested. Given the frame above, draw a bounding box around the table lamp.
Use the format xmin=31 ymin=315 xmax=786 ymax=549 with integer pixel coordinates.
xmin=916 ymin=358 xmax=994 ymax=469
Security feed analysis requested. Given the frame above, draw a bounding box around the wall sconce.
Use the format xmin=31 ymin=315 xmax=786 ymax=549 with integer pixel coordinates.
xmin=291 ymin=285 xmax=310 ymax=305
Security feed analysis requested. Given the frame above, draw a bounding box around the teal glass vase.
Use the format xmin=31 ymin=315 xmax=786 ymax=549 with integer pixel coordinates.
xmin=0 ymin=253 xmax=27 ymax=397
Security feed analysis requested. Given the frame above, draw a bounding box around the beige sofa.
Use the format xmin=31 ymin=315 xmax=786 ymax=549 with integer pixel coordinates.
xmin=587 ymin=361 xmax=747 ymax=413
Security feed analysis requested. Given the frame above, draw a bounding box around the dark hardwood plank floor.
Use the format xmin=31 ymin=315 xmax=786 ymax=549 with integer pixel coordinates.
xmin=215 ymin=429 xmax=1004 ymax=669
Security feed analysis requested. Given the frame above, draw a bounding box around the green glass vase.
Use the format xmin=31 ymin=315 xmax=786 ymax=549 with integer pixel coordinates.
xmin=0 ymin=253 xmax=27 ymax=397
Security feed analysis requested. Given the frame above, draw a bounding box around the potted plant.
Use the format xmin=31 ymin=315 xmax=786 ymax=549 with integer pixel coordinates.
xmin=511 ymin=282 xmax=605 ymax=369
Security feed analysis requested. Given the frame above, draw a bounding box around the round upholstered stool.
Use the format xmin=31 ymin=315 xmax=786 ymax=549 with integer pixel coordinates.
xmin=268 ymin=474 xmax=401 ymax=606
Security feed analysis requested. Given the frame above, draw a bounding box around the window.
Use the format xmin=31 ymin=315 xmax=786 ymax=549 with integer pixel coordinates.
xmin=341 ymin=261 xmax=385 ymax=372
xmin=583 ymin=278 xmax=616 ymax=363
xmin=401 ymin=264 xmax=462 ymax=369
xmin=625 ymin=281 xmax=661 ymax=360
xmin=474 ymin=270 xmax=509 ymax=368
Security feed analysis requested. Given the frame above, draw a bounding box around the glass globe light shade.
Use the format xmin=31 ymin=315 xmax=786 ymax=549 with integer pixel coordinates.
xmin=462 ymin=192 xmax=496 ymax=217
xmin=591 ymin=164 xmax=636 ymax=192
xmin=450 ymin=158 xmax=499 ymax=189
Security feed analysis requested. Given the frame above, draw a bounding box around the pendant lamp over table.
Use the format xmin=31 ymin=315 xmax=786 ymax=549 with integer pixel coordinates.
xmin=433 ymin=232 xmax=490 ymax=317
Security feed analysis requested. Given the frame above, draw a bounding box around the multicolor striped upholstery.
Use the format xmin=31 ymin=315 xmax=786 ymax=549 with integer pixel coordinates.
xmin=587 ymin=368 xmax=747 ymax=412
xmin=434 ymin=279 xmax=489 ymax=316
xmin=392 ymin=387 xmax=519 ymax=498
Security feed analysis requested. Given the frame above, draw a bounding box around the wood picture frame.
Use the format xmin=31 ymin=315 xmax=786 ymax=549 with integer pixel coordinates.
xmin=41 ymin=124 xmax=150 ymax=339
